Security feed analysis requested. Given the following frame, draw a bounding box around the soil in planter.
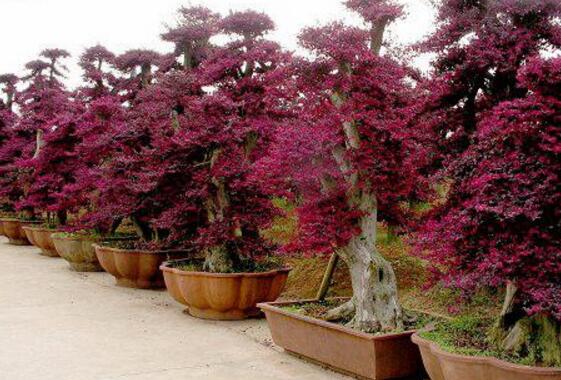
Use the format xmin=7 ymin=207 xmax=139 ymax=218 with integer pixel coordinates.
xmin=419 ymin=315 xmax=559 ymax=367
xmin=169 ymin=256 xmax=285 ymax=274
xmin=54 ymin=231 xmax=136 ymax=241
xmin=281 ymin=299 xmax=439 ymax=335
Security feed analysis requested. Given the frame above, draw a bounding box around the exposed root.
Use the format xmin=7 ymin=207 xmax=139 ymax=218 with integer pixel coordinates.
xmin=325 ymin=299 xmax=355 ymax=322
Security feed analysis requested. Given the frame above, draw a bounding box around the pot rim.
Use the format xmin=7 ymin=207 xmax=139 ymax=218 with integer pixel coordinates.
xmin=160 ymin=258 xmax=292 ymax=278
xmin=0 ymin=218 xmax=42 ymax=223
xmin=93 ymin=243 xmax=189 ymax=256
xmin=22 ymin=226 xmax=58 ymax=233
xmin=258 ymin=298 xmax=417 ymax=341
xmin=412 ymin=333 xmax=561 ymax=374
xmin=51 ymin=233 xmax=136 ymax=242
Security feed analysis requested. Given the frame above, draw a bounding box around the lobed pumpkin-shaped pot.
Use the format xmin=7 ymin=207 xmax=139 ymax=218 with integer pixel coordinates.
xmin=1 ymin=219 xmax=42 ymax=245
xmin=161 ymin=259 xmax=291 ymax=320
xmin=52 ymin=234 xmax=135 ymax=272
xmin=94 ymin=245 xmax=190 ymax=289
xmin=23 ymin=227 xmax=59 ymax=257
xmin=412 ymin=333 xmax=561 ymax=380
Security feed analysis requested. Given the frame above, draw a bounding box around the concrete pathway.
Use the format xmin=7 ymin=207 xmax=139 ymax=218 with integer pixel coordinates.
xmin=0 ymin=237 xmax=348 ymax=380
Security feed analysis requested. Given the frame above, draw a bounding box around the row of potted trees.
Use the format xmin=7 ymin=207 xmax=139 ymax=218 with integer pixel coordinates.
xmin=0 ymin=0 xmax=559 ymax=379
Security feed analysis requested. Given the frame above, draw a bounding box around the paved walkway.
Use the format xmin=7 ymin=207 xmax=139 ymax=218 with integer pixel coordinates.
xmin=0 ymin=237 xmax=347 ymax=380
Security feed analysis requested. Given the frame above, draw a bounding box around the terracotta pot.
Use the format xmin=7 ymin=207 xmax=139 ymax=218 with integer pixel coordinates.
xmin=161 ymin=260 xmax=291 ymax=320
xmin=258 ymin=299 xmax=425 ymax=380
xmin=94 ymin=245 xmax=190 ymax=289
xmin=0 ymin=220 xmax=5 ymax=236
xmin=412 ymin=333 xmax=561 ymax=380
xmin=1 ymin=219 xmax=41 ymax=245
xmin=22 ymin=227 xmax=59 ymax=257
xmin=52 ymin=234 xmax=134 ymax=272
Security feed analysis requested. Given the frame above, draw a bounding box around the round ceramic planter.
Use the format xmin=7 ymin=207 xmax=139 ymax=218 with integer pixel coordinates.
xmin=0 ymin=220 xmax=5 ymax=236
xmin=412 ymin=333 xmax=561 ymax=380
xmin=161 ymin=259 xmax=291 ymax=320
xmin=1 ymin=219 xmax=41 ymax=245
xmin=22 ymin=227 xmax=59 ymax=257
xmin=52 ymin=234 xmax=135 ymax=272
xmin=94 ymin=245 xmax=189 ymax=289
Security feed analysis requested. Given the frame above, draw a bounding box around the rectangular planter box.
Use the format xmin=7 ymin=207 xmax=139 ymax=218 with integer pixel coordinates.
xmin=259 ymin=299 xmax=425 ymax=380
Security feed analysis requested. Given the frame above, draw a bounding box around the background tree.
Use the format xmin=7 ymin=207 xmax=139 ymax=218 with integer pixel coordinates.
xmin=16 ymin=49 xmax=73 ymax=224
xmin=0 ymin=74 xmax=21 ymax=213
xmin=161 ymin=6 xmax=221 ymax=70
xmin=257 ymin=0 xmax=427 ymax=332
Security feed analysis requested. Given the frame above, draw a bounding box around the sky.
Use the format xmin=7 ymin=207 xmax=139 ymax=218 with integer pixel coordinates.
xmin=0 ymin=0 xmax=437 ymax=89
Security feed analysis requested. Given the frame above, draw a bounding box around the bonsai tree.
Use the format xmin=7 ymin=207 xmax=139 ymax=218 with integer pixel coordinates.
xmin=161 ymin=6 xmax=221 ymax=70
xmin=90 ymin=6 xmax=224 ymax=244
xmin=16 ymin=49 xmax=74 ymax=225
xmin=257 ymin=0 xmax=426 ymax=332
xmin=0 ymin=74 xmax=22 ymax=213
xmin=72 ymin=47 xmax=182 ymax=239
xmin=418 ymin=61 xmax=561 ymax=366
xmin=54 ymin=46 xmax=126 ymax=234
xmin=151 ymin=9 xmax=295 ymax=270
xmin=416 ymin=0 xmax=561 ymax=366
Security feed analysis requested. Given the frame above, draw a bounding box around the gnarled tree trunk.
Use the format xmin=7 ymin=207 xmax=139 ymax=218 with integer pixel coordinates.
xmin=203 ymin=148 xmax=236 ymax=273
xmin=327 ymin=191 xmax=403 ymax=333
xmin=323 ymin=17 xmax=404 ymax=333
xmin=491 ymin=281 xmax=561 ymax=367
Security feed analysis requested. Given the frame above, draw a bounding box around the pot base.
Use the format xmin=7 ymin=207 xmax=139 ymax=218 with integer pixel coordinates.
xmin=7 ymin=238 xmax=30 ymax=246
xmin=39 ymin=249 xmax=59 ymax=257
xmin=116 ymin=277 xmax=165 ymax=289
xmin=186 ymin=306 xmax=262 ymax=321
xmin=69 ymin=262 xmax=103 ymax=272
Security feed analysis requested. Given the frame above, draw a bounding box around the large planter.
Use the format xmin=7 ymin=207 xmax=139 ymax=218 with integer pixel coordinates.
xmin=258 ymin=299 xmax=425 ymax=380
xmin=1 ymin=219 xmax=42 ymax=245
xmin=161 ymin=260 xmax=291 ymax=320
xmin=52 ymin=234 xmax=133 ymax=272
xmin=412 ymin=333 xmax=561 ymax=380
xmin=22 ymin=227 xmax=59 ymax=257
xmin=94 ymin=245 xmax=190 ymax=289
xmin=0 ymin=220 xmax=5 ymax=236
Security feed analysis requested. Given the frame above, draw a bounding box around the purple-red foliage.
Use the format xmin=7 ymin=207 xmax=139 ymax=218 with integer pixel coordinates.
xmin=162 ymin=6 xmax=221 ymax=68
xmin=78 ymin=45 xmax=117 ymax=99
xmin=256 ymin=2 xmax=427 ymax=255
xmin=14 ymin=51 xmax=74 ymax=218
xmin=416 ymin=0 xmax=561 ymax=165
xmin=344 ymin=0 xmax=403 ymax=22
xmin=219 ymin=10 xmax=275 ymax=38
xmin=415 ymin=0 xmax=561 ymax=319
xmin=417 ymin=56 xmax=561 ymax=320
xmin=110 ymin=10 xmax=296 ymax=253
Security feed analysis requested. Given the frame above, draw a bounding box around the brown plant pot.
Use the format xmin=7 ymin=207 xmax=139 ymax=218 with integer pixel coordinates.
xmin=22 ymin=227 xmax=59 ymax=257
xmin=258 ymin=299 xmax=425 ymax=380
xmin=94 ymin=245 xmax=190 ymax=289
xmin=0 ymin=220 xmax=5 ymax=236
xmin=52 ymin=235 xmax=134 ymax=272
xmin=160 ymin=260 xmax=291 ymax=320
xmin=1 ymin=219 xmax=41 ymax=245
xmin=412 ymin=333 xmax=561 ymax=380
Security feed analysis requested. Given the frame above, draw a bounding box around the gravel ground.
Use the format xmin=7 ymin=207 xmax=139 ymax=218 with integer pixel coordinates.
xmin=0 ymin=237 xmax=348 ymax=380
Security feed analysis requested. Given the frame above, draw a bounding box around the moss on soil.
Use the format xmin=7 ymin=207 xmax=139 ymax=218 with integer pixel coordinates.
xmin=418 ymin=315 xmax=541 ymax=366
xmin=280 ymin=299 xmax=441 ymax=335
xmin=171 ymin=256 xmax=285 ymax=274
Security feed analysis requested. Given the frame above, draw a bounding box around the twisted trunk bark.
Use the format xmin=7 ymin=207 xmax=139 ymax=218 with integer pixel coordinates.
xmin=327 ymin=192 xmax=403 ymax=333
xmin=491 ymin=282 xmax=561 ymax=367
xmin=203 ymin=149 xmax=236 ymax=273
xmin=323 ymin=18 xmax=404 ymax=332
